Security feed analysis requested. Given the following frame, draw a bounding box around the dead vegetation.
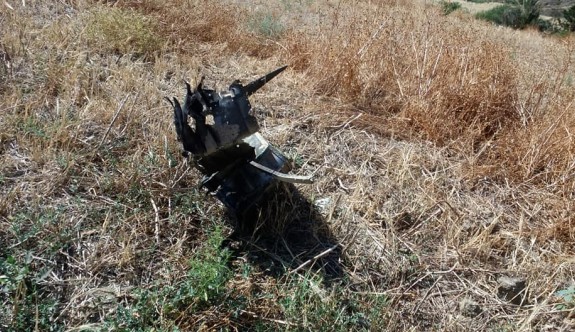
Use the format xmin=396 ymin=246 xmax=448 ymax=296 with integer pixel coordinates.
xmin=1 ymin=0 xmax=575 ymax=330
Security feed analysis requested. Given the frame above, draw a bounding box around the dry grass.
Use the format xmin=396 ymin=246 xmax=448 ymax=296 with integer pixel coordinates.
xmin=2 ymin=0 xmax=575 ymax=330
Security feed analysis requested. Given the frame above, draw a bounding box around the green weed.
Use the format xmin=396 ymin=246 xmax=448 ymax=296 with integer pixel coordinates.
xmin=275 ymin=273 xmax=387 ymax=331
xmin=9 ymin=207 xmax=74 ymax=254
xmin=85 ymin=7 xmax=161 ymax=60
xmin=248 ymin=12 xmax=285 ymax=39
xmin=21 ymin=117 xmax=47 ymax=139
xmin=0 ymin=254 xmax=64 ymax=332
xmin=104 ymin=227 xmax=232 ymax=330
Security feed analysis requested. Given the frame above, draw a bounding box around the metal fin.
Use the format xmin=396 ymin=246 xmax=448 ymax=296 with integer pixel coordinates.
xmin=172 ymin=97 xmax=186 ymax=140
xmin=173 ymin=97 xmax=206 ymax=155
xmin=249 ymin=160 xmax=314 ymax=184
xmin=244 ymin=65 xmax=288 ymax=96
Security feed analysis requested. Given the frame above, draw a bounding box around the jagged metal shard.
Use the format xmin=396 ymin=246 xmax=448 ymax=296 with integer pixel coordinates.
xmin=168 ymin=65 xmax=313 ymax=216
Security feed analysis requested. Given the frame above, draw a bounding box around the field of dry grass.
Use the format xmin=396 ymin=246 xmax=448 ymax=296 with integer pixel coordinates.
xmin=1 ymin=0 xmax=575 ymax=330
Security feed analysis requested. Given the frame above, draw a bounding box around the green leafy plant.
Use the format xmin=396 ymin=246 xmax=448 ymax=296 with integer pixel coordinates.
xmin=1 ymin=254 xmax=63 ymax=332
xmin=104 ymin=227 xmax=232 ymax=330
xmin=175 ymin=226 xmax=231 ymax=312
xmin=277 ymin=273 xmax=387 ymax=331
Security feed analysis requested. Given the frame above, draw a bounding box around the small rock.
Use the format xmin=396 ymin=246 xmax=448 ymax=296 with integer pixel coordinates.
xmin=314 ymin=197 xmax=331 ymax=214
xmin=460 ymin=298 xmax=482 ymax=318
xmin=497 ymin=276 xmax=528 ymax=305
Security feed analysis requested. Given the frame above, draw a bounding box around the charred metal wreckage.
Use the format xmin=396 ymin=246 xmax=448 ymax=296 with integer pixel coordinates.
xmin=166 ymin=66 xmax=313 ymax=218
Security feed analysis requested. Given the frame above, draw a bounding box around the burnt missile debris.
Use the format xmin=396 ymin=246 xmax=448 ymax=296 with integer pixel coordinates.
xmin=167 ymin=65 xmax=313 ymax=217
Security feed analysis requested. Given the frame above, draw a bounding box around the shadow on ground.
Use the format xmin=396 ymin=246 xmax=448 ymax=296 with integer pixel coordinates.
xmin=224 ymin=183 xmax=344 ymax=284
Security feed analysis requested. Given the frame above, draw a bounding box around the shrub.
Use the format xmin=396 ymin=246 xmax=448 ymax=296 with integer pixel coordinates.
xmin=536 ymin=18 xmax=553 ymax=32
xmin=441 ymin=1 xmax=462 ymax=15
xmin=475 ymin=0 xmax=540 ymax=29
xmin=563 ymin=4 xmax=575 ymax=31
xmin=535 ymin=18 xmax=567 ymax=34
xmin=476 ymin=5 xmax=525 ymax=28
xmin=514 ymin=0 xmax=541 ymax=26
